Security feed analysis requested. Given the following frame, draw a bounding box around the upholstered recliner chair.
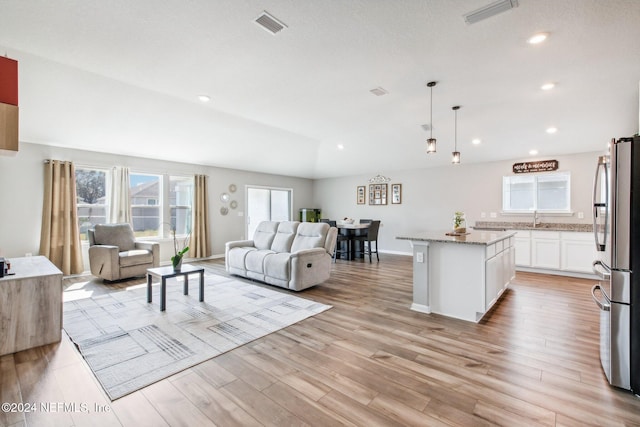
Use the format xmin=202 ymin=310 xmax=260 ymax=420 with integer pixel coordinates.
xmin=88 ymin=223 xmax=160 ymax=281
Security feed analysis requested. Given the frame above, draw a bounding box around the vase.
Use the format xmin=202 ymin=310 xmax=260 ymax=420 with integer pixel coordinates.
xmin=173 ymin=256 xmax=182 ymax=272
xmin=452 ymin=213 xmax=466 ymax=234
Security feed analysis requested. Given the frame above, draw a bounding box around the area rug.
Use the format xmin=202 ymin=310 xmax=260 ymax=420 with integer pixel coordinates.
xmin=63 ymin=275 xmax=331 ymax=400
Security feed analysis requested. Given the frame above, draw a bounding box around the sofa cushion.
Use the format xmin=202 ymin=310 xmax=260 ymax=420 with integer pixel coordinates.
xmin=291 ymin=222 xmax=329 ymax=253
xmin=94 ymin=223 xmax=136 ymax=251
xmin=118 ymin=249 xmax=153 ymax=267
xmin=271 ymin=221 xmax=300 ymax=253
xmin=253 ymin=221 xmax=279 ymax=250
xmin=264 ymin=252 xmax=292 ymax=281
xmin=246 ymin=249 xmax=275 ymax=273
xmin=227 ymin=246 xmax=256 ymax=270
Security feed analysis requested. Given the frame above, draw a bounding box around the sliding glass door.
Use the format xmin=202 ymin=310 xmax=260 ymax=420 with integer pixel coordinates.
xmin=246 ymin=186 xmax=292 ymax=239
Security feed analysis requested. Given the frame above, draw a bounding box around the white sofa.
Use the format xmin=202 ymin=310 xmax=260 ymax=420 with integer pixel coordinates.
xmin=225 ymin=221 xmax=338 ymax=291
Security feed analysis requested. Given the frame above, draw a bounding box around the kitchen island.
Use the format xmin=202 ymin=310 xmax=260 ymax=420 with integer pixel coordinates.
xmin=397 ymin=230 xmax=516 ymax=323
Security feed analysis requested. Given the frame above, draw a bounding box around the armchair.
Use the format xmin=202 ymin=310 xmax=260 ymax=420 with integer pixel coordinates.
xmin=88 ymin=223 xmax=160 ymax=281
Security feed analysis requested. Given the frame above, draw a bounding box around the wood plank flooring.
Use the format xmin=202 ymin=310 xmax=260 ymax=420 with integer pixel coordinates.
xmin=2 ymin=255 xmax=640 ymax=426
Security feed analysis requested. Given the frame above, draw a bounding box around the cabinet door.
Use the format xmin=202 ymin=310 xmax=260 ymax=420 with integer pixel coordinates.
xmin=561 ymin=239 xmax=597 ymax=273
xmin=485 ymin=254 xmax=501 ymax=311
xmin=503 ymin=246 xmax=515 ymax=284
xmin=514 ymin=238 xmax=531 ymax=266
xmin=532 ymin=238 xmax=561 ymax=269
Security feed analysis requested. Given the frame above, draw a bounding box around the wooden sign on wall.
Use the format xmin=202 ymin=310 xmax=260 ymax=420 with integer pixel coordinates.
xmin=512 ymin=160 xmax=558 ymax=174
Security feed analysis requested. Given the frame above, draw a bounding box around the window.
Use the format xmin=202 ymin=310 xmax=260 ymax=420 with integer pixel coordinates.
xmin=503 ymin=172 xmax=570 ymax=212
xmin=75 ymin=167 xmax=109 ymax=240
xmin=169 ymin=176 xmax=193 ymax=236
xmin=130 ymin=173 xmax=161 ymax=237
xmin=246 ymin=187 xmax=292 ymax=239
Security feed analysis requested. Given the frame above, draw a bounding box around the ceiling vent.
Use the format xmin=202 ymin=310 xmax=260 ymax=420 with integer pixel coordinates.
xmin=255 ymin=11 xmax=287 ymax=35
xmin=370 ymin=87 xmax=388 ymax=96
xmin=463 ymin=0 xmax=518 ymax=24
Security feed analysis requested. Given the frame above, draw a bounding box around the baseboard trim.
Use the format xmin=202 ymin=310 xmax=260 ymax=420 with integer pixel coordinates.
xmin=410 ymin=303 xmax=431 ymax=314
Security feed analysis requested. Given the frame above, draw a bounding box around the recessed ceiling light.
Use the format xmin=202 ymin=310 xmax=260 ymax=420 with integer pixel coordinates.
xmin=529 ymin=149 xmax=538 ymax=155
xmin=541 ymin=83 xmax=555 ymax=91
xmin=472 ymin=139 xmax=482 ymax=145
xmin=546 ymin=127 xmax=558 ymax=134
xmin=198 ymin=95 xmax=211 ymax=103
xmin=370 ymin=87 xmax=388 ymax=96
xmin=337 ymin=144 xmax=345 ymax=151
xmin=528 ymin=32 xmax=548 ymax=44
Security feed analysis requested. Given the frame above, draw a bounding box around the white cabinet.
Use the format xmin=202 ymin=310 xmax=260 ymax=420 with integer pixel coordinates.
xmin=484 ymin=236 xmax=513 ymax=312
xmin=514 ymin=230 xmax=531 ymax=267
xmin=485 ymin=254 xmax=501 ymax=311
xmin=560 ymin=232 xmax=597 ymax=273
xmin=514 ymin=229 xmax=596 ymax=277
xmin=531 ymin=231 xmax=561 ymax=269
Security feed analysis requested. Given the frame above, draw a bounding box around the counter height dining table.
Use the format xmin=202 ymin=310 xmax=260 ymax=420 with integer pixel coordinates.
xmin=336 ymin=222 xmax=370 ymax=260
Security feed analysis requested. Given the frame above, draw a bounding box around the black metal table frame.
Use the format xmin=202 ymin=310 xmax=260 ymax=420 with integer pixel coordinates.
xmin=146 ymin=264 xmax=205 ymax=311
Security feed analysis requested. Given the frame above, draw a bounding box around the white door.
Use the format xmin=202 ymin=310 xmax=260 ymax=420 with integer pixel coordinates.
xmin=246 ymin=187 xmax=292 ymax=239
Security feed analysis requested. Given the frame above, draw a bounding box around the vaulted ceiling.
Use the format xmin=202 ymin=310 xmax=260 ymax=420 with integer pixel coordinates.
xmin=1 ymin=0 xmax=639 ymax=178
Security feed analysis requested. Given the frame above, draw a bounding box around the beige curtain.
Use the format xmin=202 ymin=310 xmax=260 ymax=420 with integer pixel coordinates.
xmin=40 ymin=160 xmax=84 ymax=275
xmin=109 ymin=166 xmax=131 ymax=224
xmin=190 ymin=174 xmax=211 ymax=258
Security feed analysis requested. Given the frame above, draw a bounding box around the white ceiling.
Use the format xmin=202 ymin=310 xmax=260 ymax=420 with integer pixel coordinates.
xmin=1 ymin=0 xmax=639 ymax=179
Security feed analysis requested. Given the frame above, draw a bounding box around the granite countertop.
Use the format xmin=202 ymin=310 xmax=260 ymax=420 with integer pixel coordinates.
xmin=473 ymin=221 xmax=593 ymax=232
xmin=396 ymin=230 xmax=516 ymax=246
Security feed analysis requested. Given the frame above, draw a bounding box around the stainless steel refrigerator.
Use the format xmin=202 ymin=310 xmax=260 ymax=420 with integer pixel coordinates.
xmin=592 ymin=135 xmax=640 ymax=394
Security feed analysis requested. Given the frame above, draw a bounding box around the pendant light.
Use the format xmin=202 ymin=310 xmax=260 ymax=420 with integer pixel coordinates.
xmin=452 ymin=106 xmax=461 ymax=164
xmin=426 ymin=81 xmax=437 ymax=154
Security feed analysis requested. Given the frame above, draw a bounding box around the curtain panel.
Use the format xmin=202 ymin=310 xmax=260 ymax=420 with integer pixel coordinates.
xmin=39 ymin=160 xmax=84 ymax=275
xmin=109 ymin=166 xmax=131 ymax=224
xmin=190 ymin=174 xmax=211 ymax=258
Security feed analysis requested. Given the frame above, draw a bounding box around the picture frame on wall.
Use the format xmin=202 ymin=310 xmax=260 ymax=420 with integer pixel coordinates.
xmin=391 ymin=183 xmax=402 ymax=204
xmin=369 ymin=183 xmax=387 ymax=205
xmin=357 ymin=186 xmax=366 ymax=204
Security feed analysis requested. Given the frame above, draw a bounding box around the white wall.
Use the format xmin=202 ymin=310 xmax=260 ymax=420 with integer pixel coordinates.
xmin=313 ymin=151 xmax=601 ymax=255
xmin=0 ymin=142 xmax=314 ymax=265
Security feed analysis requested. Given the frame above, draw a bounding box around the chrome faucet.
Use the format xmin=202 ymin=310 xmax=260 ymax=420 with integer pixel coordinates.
xmin=532 ymin=210 xmax=541 ymax=228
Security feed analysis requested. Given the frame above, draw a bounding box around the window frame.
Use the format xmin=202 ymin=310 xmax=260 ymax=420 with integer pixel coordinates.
xmin=502 ymin=171 xmax=571 ymax=214
xmin=130 ymin=172 xmax=163 ymax=238
xmin=75 ymin=166 xmax=110 ymax=241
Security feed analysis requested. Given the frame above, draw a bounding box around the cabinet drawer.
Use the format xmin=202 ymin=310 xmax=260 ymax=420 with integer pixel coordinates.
xmin=486 ymin=244 xmax=496 ymax=258
xmin=560 ymin=231 xmax=593 ymax=241
xmin=531 ymin=230 xmax=560 ymax=240
xmin=495 ymin=239 xmax=504 ymax=253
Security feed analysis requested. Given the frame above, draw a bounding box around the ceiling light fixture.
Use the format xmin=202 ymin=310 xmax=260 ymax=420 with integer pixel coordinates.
xmin=426 ymin=81 xmax=437 ymax=154
xmin=198 ymin=95 xmax=211 ymax=102
xmin=529 ymin=149 xmax=539 ymax=155
xmin=337 ymin=144 xmax=344 ymax=150
xmin=546 ymin=127 xmax=558 ymax=134
xmin=472 ymin=138 xmax=482 ymax=145
xmin=541 ymin=82 xmax=555 ymax=91
xmin=463 ymin=0 xmax=519 ymax=25
xmin=451 ymin=106 xmax=461 ymax=164
xmin=528 ymin=32 xmax=548 ymax=44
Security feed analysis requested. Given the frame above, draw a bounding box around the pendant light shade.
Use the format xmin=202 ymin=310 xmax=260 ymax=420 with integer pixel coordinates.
xmin=426 ymin=81 xmax=437 ymax=154
xmin=452 ymin=106 xmax=461 ymax=164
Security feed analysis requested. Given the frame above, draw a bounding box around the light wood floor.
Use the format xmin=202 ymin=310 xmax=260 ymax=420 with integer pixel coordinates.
xmin=2 ymin=255 xmax=640 ymax=426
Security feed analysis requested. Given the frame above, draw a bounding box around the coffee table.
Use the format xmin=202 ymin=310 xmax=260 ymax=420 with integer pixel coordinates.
xmin=146 ymin=264 xmax=205 ymax=311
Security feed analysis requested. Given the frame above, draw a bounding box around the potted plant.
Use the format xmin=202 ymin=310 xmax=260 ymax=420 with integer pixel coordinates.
xmin=453 ymin=211 xmax=466 ymax=234
xmin=166 ymin=223 xmax=190 ymax=271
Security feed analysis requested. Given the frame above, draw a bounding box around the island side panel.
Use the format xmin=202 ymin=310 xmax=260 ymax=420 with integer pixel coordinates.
xmin=429 ymin=242 xmax=486 ymax=322
xmin=0 ymin=256 xmax=63 ymax=356
xmin=410 ymin=241 xmax=430 ymax=313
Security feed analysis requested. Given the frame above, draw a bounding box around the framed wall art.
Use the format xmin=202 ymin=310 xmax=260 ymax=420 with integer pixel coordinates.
xmin=357 ymin=186 xmax=366 ymax=204
xmin=369 ymin=183 xmax=387 ymax=205
xmin=391 ymin=183 xmax=402 ymax=204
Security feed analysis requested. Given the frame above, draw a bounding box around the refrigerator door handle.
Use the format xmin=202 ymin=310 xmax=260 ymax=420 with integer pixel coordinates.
xmin=592 ymin=260 xmax=611 ymax=280
xmin=591 ymin=285 xmax=610 ymax=311
xmin=592 ymin=155 xmax=609 ymax=251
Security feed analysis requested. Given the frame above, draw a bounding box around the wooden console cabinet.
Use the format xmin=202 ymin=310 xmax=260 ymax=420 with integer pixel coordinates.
xmin=0 ymin=256 xmax=63 ymax=356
